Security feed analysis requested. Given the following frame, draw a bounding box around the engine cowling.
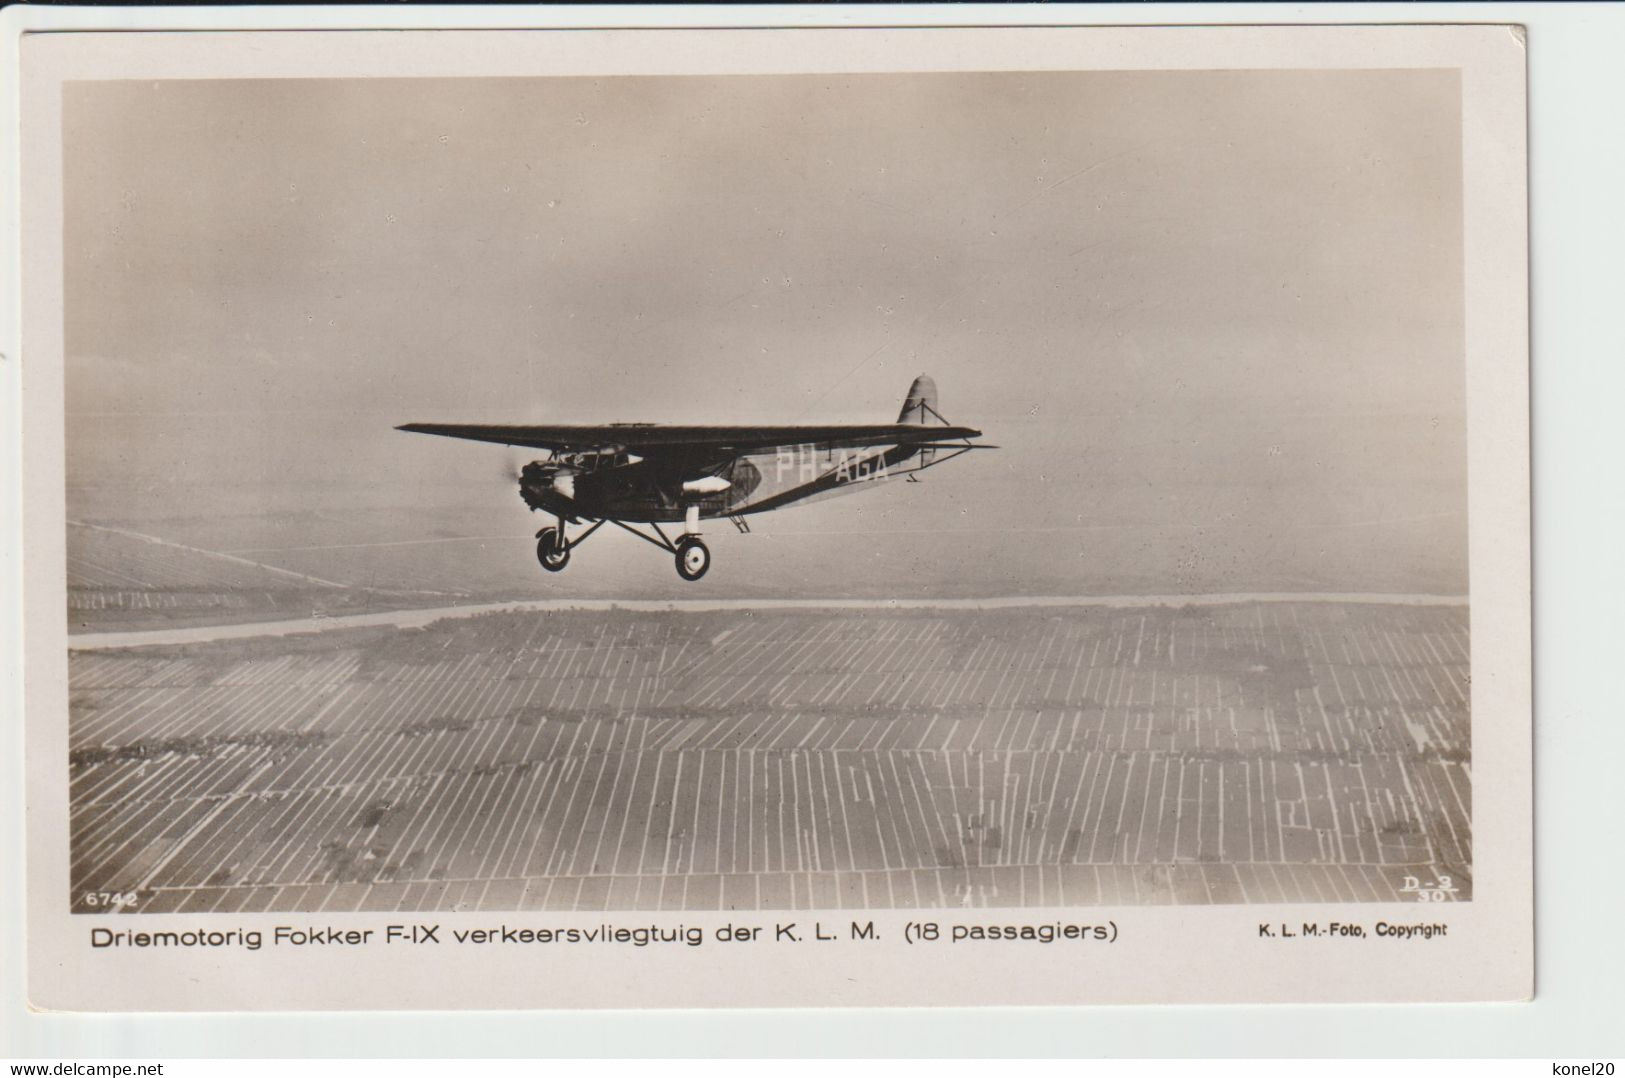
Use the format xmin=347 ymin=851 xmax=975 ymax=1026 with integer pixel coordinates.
xmin=681 ymin=475 xmax=732 ymax=496
xmin=519 ymin=460 xmax=578 ymax=515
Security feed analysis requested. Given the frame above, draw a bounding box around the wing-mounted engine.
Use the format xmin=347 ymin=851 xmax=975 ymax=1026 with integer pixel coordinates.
xmin=678 ymin=456 xmax=761 ymax=512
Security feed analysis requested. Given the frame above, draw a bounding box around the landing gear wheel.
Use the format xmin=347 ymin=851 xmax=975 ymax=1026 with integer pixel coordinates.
xmin=675 ymin=537 xmax=710 ymax=581
xmin=536 ymin=528 xmax=570 ymax=572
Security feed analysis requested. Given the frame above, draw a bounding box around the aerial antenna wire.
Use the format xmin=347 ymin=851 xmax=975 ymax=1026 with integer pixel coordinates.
xmin=791 ymin=338 xmax=893 ymax=422
xmin=790 ymin=151 xmax=1124 ymax=421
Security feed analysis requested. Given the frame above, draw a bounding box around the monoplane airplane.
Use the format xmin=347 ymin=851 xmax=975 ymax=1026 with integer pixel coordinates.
xmin=397 ymin=375 xmax=993 ymax=581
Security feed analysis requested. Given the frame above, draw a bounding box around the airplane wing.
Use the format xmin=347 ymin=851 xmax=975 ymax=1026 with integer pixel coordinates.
xmin=395 ymin=422 xmax=986 ymax=455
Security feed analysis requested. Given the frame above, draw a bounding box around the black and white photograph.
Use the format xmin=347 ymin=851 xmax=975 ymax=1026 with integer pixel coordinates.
xmin=16 ymin=24 xmax=1531 ymax=1010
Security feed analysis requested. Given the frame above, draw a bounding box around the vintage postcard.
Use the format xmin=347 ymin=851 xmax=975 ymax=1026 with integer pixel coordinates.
xmin=14 ymin=23 xmax=1530 ymax=1010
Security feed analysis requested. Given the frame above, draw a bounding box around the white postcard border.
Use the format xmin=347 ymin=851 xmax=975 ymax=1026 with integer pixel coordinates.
xmin=15 ymin=23 xmax=1530 ymax=1013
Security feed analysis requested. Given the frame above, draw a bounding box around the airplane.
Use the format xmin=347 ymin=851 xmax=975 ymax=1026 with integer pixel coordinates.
xmin=397 ymin=375 xmax=994 ymax=581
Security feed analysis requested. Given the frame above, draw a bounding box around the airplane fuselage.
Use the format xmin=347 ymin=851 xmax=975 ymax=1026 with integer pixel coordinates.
xmin=519 ymin=440 xmax=926 ymax=524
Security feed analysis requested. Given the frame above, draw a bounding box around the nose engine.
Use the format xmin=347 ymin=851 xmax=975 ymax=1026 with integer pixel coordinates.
xmin=519 ymin=460 xmax=575 ymax=514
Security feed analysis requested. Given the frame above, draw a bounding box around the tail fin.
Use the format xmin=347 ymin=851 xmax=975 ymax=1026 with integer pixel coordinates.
xmin=897 ymin=374 xmax=941 ymax=425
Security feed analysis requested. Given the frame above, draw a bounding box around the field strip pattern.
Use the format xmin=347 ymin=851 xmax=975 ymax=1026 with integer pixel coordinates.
xmin=67 ymin=520 xmax=348 ymax=590
xmin=69 ymin=602 xmax=1471 ymax=912
xmin=66 ymin=521 xmax=468 ymax=631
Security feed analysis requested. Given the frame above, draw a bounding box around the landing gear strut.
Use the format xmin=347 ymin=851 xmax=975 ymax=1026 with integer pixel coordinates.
xmin=676 ymin=505 xmax=709 ymax=581
xmin=607 ymin=520 xmax=711 ymax=582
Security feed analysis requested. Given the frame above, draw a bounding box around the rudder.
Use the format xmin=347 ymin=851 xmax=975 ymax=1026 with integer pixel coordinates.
xmin=898 ymin=374 xmax=940 ymax=425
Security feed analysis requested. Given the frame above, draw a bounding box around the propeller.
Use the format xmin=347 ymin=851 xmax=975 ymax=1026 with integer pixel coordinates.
xmin=499 ymin=446 xmax=531 ymax=484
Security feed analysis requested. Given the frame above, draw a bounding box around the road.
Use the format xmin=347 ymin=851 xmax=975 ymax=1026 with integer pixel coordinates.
xmin=67 ymin=592 xmax=1466 ymax=650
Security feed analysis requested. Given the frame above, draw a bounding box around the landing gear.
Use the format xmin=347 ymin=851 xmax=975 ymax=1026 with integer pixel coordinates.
xmin=675 ymin=537 xmax=711 ymax=581
xmin=531 ymin=516 xmax=717 ymax=582
xmin=602 ymin=518 xmax=715 ymax=582
xmin=535 ymin=527 xmax=570 ymax=572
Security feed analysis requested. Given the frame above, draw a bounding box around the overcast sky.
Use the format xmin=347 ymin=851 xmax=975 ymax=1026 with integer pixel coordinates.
xmin=63 ymin=70 xmax=1466 ymax=594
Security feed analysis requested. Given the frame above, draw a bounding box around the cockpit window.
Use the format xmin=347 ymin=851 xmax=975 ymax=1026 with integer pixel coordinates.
xmin=552 ymin=449 xmax=630 ymax=471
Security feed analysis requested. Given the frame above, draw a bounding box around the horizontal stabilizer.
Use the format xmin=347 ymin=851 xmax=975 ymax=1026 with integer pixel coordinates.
xmin=905 ymin=443 xmax=1001 ymax=451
